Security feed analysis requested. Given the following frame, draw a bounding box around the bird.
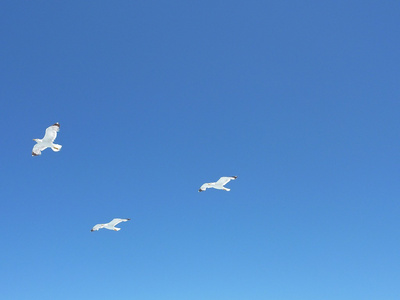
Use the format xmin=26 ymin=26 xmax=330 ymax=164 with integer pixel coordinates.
xmin=199 ymin=176 xmax=238 ymax=192
xmin=32 ymin=122 xmax=62 ymax=156
xmin=91 ymin=218 xmax=130 ymax=232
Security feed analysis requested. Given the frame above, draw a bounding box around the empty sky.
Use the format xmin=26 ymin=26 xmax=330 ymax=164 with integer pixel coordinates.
xmin=1 ymin=1 xmax=399 ymax=299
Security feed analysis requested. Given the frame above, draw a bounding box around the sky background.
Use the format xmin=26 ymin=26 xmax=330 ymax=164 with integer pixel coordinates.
xmin=1 ymin=1 xmax=399 ymax=299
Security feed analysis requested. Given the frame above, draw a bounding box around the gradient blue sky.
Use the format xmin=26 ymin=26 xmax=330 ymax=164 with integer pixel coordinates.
xmin=1 ymin=1 xmax=399 ymax=299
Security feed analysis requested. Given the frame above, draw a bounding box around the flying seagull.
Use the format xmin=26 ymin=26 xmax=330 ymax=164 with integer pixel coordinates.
xmin=199 ymin=176 xmax=238 ymax=192
xmin=32 ymin=122 xmax=62 ymax=156
xmin=91 ymin=218 xmax=130 ymax=232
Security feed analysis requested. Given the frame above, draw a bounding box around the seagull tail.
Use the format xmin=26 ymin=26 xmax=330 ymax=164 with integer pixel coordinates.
xmin=52 ymin=144 xmax=62 ymax=152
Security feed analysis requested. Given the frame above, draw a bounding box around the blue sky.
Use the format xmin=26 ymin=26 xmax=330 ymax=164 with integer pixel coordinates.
xmin=1 ymin=1 xmax=399 ymax=299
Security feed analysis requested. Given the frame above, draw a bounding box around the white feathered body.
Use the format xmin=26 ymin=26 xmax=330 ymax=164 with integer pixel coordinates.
xmin=199 ymin=176 xmax=238 ymax=192
xmin=91 ymin=218 xmax=130 ymax=232
xmin=32 ymin=123 xmax=62 ymax=156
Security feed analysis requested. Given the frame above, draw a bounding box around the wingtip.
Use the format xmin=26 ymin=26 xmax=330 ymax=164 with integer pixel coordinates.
xmin=232 ymin=176 xmax=238 ymax=179
xmin=127 ymin=218 xmax=131 ymax=221
xmin=198 ymin=189 xmax=203 ymax=192
xmin=53 ymin=122 xmax=60 ymax=127
xmin=91 ymin=229 xmax=94 ymax=232
xmin=32 ymin=152 xmax=39 ymax=156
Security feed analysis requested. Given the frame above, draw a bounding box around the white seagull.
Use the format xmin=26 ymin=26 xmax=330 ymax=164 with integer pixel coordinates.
xmin=32 ymin=122 xmax=62 ymax=156
xmin=91 ymin=218 xmax=130 ymax=232
xmin=199 ymin=176 xmax=238 ymax=192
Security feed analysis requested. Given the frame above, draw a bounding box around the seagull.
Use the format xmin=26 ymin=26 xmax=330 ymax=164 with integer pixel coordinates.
xmin=199 ymin=176 xmax=238 ymax=192
xmin=32 ymin=122 xmax=62 ymax=156
xmin=91 ymin=218 xmax=130 ymax=232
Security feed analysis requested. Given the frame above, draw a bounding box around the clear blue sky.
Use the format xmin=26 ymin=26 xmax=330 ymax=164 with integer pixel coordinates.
xmin=1 ymin=1 xmax=399 ymax=299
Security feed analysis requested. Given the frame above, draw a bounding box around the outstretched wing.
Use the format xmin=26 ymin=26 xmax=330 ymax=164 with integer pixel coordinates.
xmin=216 ymin=176 xmax=237 ymax=186
xmin=42 ymin=123 xmax=60 ymax=143
xmin=32 ymin=143 xmax=46 ymax=156
xmin=91 ymin=224 xmax=105 ymax=231
xmin=108 ymin=218 xmax=130 ymax=227
xmin=199 ymin=183 xmax=213 ymax=192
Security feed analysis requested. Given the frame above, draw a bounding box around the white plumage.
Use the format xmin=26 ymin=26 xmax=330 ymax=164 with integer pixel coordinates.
xmin=199 ymin=176 xmax=238 ymax=192
xmin=91 ymin=218 xmax=130 ymax=232
xmin=32 ymin=122 xmax=62 ymax=156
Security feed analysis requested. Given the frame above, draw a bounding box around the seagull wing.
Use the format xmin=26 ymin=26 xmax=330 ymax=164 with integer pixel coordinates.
xmin=42 ymin=123 xmax=60 ymax=143
xmin=108 ymin=218 xmax=130 ymax=227
xmin=32 ymin=143 xmax=46 ymax=156
xmin=91 ymin=224 xmax=105 ymax=231
xmin=215 ymin=176 xmax=237 ymax=186
xmin=199 ymin=183 xmax=213 ymax=191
